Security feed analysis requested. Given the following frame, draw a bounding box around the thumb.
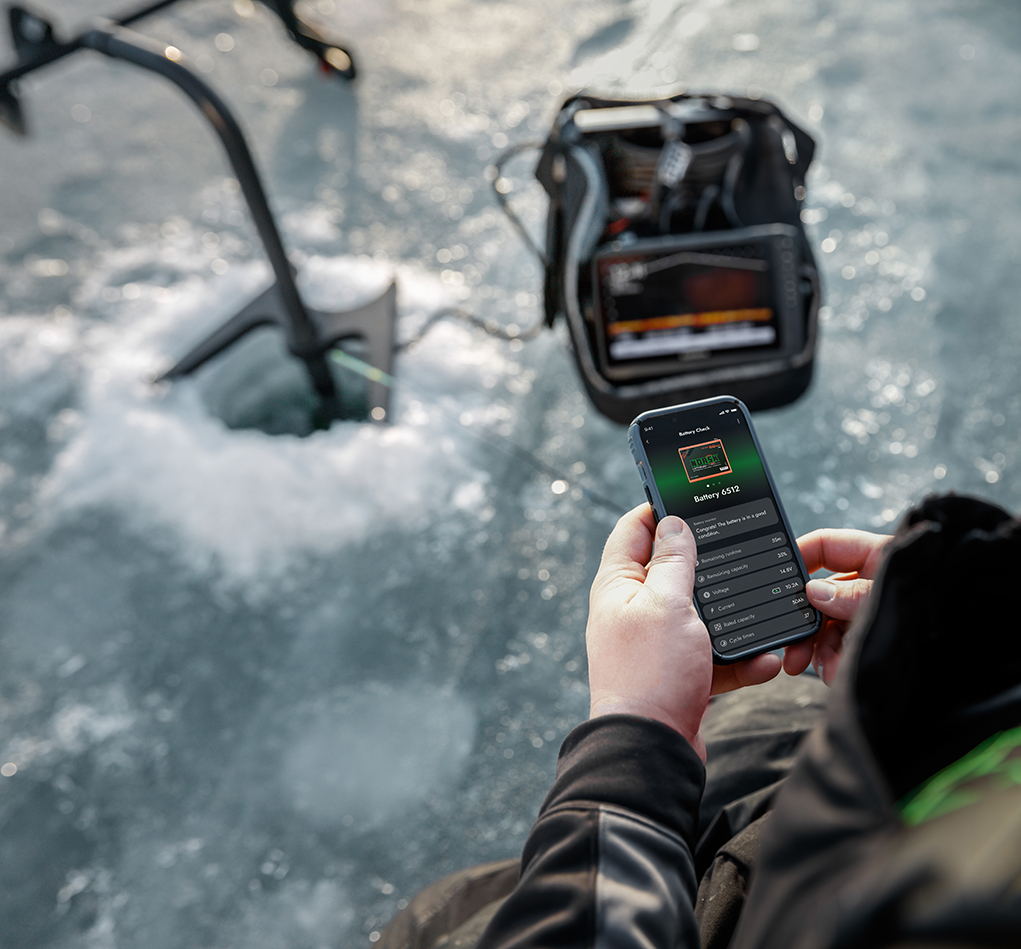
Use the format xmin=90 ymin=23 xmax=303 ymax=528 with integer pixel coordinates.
xmin=643 ymin=516 xmax=697 ymax=609
xmin=806 ymin=576 xmax=873 ymax=621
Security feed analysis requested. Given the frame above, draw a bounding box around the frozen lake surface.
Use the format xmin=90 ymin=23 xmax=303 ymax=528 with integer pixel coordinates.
xmin=2 ymin=0 xmax=1021 ymax=946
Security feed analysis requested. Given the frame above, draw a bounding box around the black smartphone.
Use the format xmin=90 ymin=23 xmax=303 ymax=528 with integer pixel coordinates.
xmin=628 ymin=395 xmax=820 ymax=664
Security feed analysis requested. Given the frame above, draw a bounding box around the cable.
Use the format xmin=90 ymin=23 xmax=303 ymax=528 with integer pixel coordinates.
xmin=720 ymin=118 xmax=751 ymax=229
xmin=692 ymin=183 xmax=718 ymax=232
xmin=371 ymin=142 xmax=631 ymax=515
xmin=351 ymin=143 xmax=630 ymax=513
xmin=394 ymin=140 xmax=549 ymax=351
xmin=491 ymin=140 xmax=548 ymax=267
xmin=394 ymin=300 xmax=544 ymax=353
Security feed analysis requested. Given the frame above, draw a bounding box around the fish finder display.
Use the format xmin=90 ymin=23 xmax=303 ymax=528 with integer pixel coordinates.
xmin=633 ymin=399 xmax=818 ymax=659
xmin=597 ymin=251 xmax=777 ymax=361
xmin=593 ymin=227 xmax=803 ymax=384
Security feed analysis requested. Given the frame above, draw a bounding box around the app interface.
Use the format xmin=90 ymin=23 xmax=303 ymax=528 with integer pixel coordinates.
xmin=637 ymin=401 xmax=817 ymax=656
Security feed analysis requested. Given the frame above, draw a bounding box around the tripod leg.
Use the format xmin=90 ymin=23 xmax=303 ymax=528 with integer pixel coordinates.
xmin=258 ymin=0 xmax=356 ymax=80
xmin=157 ymin=283 xmax=282 ymax=381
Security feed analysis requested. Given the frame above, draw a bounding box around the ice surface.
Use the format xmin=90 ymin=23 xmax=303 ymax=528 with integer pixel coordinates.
xmin=3 ymin=0 xmax=1021 ymax=946
xmin=282 ymin=684 xmax=477 ymax=829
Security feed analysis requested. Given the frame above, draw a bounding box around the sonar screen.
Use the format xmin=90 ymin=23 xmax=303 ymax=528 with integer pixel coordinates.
xmin=592 ymin=228 xmax=802 ymax=383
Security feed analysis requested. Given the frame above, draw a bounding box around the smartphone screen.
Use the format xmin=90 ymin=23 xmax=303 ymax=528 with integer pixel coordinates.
xmin=629 ymin=396 xmax=819 ymax=663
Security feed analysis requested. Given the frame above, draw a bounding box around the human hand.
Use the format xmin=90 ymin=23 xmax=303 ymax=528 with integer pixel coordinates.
xmin=586 ymin=504 xmax=782 ymax=760
xmin=783 ymin=529 xmax=891 ymax=684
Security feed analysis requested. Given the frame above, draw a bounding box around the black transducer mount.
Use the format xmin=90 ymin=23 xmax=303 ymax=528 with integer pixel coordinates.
xmin=1 ymin=3 xmax=395 ymax=425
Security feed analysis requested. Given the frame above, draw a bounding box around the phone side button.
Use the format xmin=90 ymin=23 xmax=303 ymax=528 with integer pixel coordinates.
xmin=643 ymin=485 xmax=659 ymax=522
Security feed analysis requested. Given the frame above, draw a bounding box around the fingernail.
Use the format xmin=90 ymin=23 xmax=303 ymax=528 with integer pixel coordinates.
xmin=807 ymin=579 xmax=835 ymax=602
xmin=657 ymin=516 xmax=684 ymax=537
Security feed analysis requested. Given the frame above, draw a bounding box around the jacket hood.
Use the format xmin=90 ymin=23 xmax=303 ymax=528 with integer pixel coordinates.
xmin=733 ymin=494 xmax=1021 ymax=949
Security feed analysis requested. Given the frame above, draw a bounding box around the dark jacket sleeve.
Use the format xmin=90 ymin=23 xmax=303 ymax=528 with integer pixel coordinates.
xmin=476 ymin=714 xmax=706 ymax=949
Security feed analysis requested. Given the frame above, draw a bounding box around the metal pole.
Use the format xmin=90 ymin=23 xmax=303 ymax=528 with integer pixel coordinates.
xmin=80 ymin=21 xmax=324 ymax=363
xmin=2 ymin=1 xmax=187 ymax=87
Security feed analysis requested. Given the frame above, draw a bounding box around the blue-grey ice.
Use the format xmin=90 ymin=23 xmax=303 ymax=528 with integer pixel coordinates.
xmin=2 ymin=0 xmax=1021 ymax=946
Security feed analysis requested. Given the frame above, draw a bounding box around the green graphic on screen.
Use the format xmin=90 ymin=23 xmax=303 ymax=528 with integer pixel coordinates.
xmin=679 ymin=438 xmax=732 ymax=482
xmin=641 ymin=406 xmax=770 ymax=529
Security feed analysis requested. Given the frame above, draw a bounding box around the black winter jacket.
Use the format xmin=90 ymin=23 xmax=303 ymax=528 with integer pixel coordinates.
xmin=476 ymin=495 xmax=1021 ymax=949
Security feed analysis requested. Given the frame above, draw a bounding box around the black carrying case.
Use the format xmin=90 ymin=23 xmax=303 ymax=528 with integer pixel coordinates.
xmin=536 ymin=93 xmax=821 ymax=424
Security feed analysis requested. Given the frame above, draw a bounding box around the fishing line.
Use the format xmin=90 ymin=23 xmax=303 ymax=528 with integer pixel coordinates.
xmin=329 ymin=349 xmax=628 ymax=517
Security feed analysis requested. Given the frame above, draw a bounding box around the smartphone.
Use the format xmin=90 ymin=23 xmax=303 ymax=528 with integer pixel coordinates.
xmin=628 ymin=395 xmax=820 ymax=664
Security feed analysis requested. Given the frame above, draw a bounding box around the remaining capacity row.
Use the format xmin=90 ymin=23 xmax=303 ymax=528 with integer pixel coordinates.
xmin=695 ymin=531 xmax=791 ymax=586
xmin=698 ymin=559 xmax=801 ymax=606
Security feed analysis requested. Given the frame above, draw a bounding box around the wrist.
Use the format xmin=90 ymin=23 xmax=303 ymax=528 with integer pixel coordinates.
xmin=589 ymin=692 xmax=706 ymax=760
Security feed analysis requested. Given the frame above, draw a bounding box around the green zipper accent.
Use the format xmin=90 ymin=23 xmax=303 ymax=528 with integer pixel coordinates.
xmin=899 ymin=724 xmax=1021 ymax=827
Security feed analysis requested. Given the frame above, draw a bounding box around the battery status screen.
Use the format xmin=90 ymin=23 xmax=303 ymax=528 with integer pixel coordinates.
xmin=639 ymin=401 xmax=817 ymax=656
